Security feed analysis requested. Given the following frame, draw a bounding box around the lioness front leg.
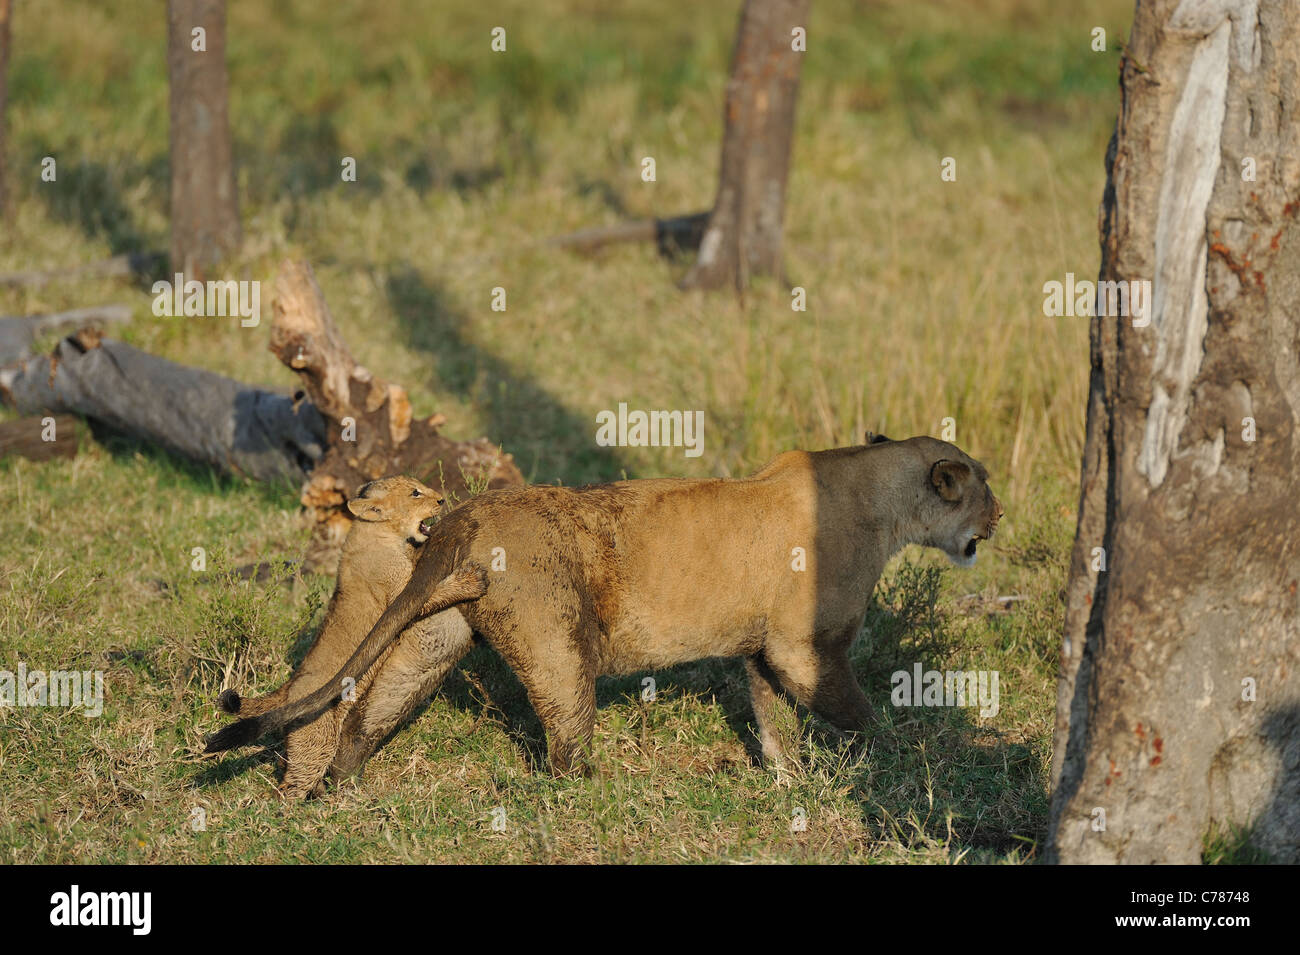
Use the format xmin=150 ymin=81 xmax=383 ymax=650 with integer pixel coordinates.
xmin=808 ymin=637 xmax=875 ymax=734
xmin=764 ymin=631 xmax=874 ymax=736
xmin=745 ymin=655 xmax=797 ymax=768
xmin=329 ymin=611 xmax=475 ymax=782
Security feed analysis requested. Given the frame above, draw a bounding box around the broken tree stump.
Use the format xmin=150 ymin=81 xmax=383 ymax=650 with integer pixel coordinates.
xmin=269 ymin=260 xmax=523 ymax=572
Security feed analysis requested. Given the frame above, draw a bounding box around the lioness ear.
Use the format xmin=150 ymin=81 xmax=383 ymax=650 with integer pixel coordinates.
xmin=346 ymin=498 xmax=386 ymax=521
xmin=865 ymin=431 xmax=892 ymax=445
xmin=929 ymin=459 xmax=972 ymax=502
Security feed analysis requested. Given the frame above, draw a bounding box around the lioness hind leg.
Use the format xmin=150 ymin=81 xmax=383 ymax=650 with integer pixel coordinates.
xmin=531 ymin=672 xmax=597 ymax=777
xmin=501 ymin=635 xmax=596 ymax=777
xmin=329 ymin=611 xmax=475 ymax=782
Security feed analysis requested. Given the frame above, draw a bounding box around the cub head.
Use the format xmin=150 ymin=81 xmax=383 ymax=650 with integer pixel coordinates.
xmin=867 ymin=433 xmax=1004 ymax=567
xmin=345 ymin=476 xmax=444 ymax=545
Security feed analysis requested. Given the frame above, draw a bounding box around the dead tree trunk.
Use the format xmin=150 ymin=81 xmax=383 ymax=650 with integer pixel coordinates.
xmin=269 ymin=260 xmax=523 ymax=572
xmin=1050 ymin=0 xmax=1300 ymax=864
xmin=680 ymin=0 xmax=810 ymax=292
xmin=167 ymin=0 xmax=240 ymax=276
xmin=0 ymin=0 xmax=11 ymax=220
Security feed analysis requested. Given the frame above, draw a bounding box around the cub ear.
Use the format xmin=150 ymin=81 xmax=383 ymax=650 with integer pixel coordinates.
xmin=929 ymin=459 xmax=972 ymax=502
xmin=346 ymin=498 xmax=386 ymax=521
xmin=865 ymin=431 xmax=892 ymax=445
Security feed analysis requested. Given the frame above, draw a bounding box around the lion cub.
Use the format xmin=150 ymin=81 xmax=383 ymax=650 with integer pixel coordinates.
xmin=217 ymin=475 xmax=443 ymax=798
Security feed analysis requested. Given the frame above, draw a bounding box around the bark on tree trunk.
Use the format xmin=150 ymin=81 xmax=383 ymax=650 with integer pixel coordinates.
xmin=1050 ymin=0 xmax=1300 ymax=864
xmin=0 ymin=0 xmax=12 ymax=221
xmin=680 ymin=0 xmax=810 ymax=292
xmin=167 ymin=0 xmax=240 ymax=276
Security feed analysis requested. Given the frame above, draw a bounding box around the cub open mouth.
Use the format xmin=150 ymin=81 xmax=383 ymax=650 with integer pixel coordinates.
xmin=418 ymin=519 xmax=435 ymax=536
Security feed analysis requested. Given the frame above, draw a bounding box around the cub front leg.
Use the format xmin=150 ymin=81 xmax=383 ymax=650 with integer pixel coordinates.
xmin=282 ymin=708 xmax=345 ymax=799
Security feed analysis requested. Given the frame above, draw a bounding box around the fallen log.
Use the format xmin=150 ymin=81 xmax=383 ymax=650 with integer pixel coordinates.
xmin=0 ymin=252 xmax=164 ymax=290
xmin=1 ymin=328 xmax=326 ymax=483
xmin=548 ymin=212 xmax=709 ymax=257
xmin=0 ymin=260 xmax=524 ymax=574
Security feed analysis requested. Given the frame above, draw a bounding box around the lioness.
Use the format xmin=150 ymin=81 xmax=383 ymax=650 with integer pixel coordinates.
xmin=207 ymin=435 xmax=1002 ymax=778
xmin=216 ymin=475 xmax=450 ymax=798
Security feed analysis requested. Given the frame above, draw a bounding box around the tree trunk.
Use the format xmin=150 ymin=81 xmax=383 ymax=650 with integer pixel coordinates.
xmin=680 ymin=0 xmax=809 ymax=292
xmin=1050 ymin=0 xmax=1300 ymax=864
xmin=0 ymin=0 xmax=11 ymax=220
xmin=167 ymin=0 xmax=240 ymax=276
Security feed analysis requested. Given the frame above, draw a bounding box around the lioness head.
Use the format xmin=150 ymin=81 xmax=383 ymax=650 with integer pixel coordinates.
xmin=867 ymin=433 xmax=1004 ymax=567
xmin=345 ymin=476 xmax=444 ymax=545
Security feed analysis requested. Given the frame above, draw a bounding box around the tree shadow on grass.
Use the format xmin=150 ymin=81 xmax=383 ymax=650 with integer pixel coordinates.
xmin=28 ymin=149 xmax=169 ymax=288
xmin=384 ymin=265 xmax=624 ymax=486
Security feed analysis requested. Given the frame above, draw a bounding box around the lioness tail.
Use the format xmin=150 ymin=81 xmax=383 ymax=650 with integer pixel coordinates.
xmin=204 ymin=565 xmax=488 ymax=754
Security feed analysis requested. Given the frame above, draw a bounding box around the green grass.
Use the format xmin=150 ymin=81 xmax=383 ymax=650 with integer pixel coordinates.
xmin=2 ymin=0 xmax=1133 ymax=862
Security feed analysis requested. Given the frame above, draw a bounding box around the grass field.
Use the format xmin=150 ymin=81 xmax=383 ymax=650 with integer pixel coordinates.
xmin=1 ymin=0 xmax=1134 ymax=863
